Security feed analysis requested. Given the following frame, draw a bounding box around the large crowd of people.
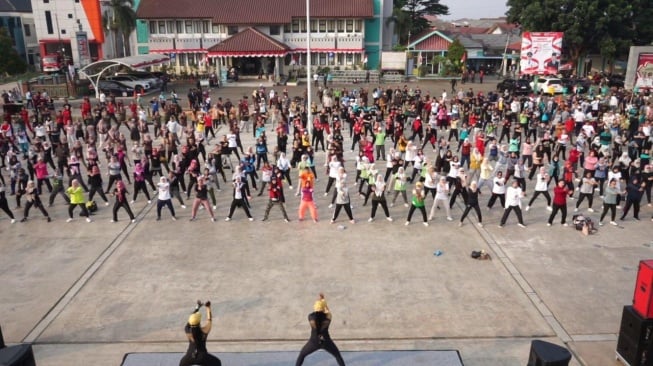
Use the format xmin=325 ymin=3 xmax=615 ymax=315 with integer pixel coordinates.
xmin=0 ymin=79 xmax=652 ymax=230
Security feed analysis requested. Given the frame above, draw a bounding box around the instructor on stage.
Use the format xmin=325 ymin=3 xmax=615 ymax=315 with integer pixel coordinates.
xmin=179 ymin=301 xmax=221 ymax=366
xmin=295 ymin=293 xmax=346 ymax=366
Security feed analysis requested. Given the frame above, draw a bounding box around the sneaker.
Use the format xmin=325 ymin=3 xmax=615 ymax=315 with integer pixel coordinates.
xmin=368 ymin=218 xmax=374 ymax=222
xmin=390 ymin=203 xmax=394 ymax=207
xmin=330 ymin=219 xmax=335 ymax=224
xmin=458 ymin=222 xmax=463 ymax=227
xmin=181 ymin=205 xmax=187 ymax=209
xmin=211 ymin=217 xmax=215 ymax=222
xmin=404 ymin=203 xmax=409 ymax=208
xmin=324 ymin=192 xmax=329 ymax=196
xmin=588 ymin=208 xmax=594 ymax=213
xmin=563 ymin=223 xmax=569 ymax=227
xmin=328 ymin=204 xmax=333 ymax=208
xmin=498 ymin=225 xmax=503 ymax=228
xmin=11 ymin=219 xmax=15 ymax=224
xmin=405 ymin=221 xmax=410 ymax=226
xmin=574 ymin=207 xmax=579 ymax=212
xmin=156 ymin=217 xmax=161 ymax=221
xmin=610 ymin=221 xmax=618 ymax=226
xmin=171 ymin=216 xmax=177 ymax=221
xmin=525 ymin=206 xmax=530 ymax=211
xmin=546 ymin=206 xmax=552 ymax=211
xmin=350 ymin=220 xmax=355 ymax=224
xmin=423 ymin=222 xmax=429 ymax=226
xmin=517 ymin=223 xmax=526 ymax=228
xmin=147 ymin=200 xmax=151 ymax=204
xmin=477 ymin=223 xmax=484 ymax=228
xmin=110 ymin=219 xmax=116 ymax=223
xmin=86 ymin=217 xmax=93 ymax=223
xmin=428 ymin=215 xmax=433 ymax=221
xmin=66 ymin=218 xmax=73 ymax=223
xmin=289 ymin=185 xmax=293 ymax=189
xmin=284 ymin=219 xmax=289 ymax=223
xmin=130 ymin=200 xmax=135 ymax=204
xmin=386 ymin=217 xmax=393 ymax=222
xmin=189 ymin=217 xmax=196 ymax=221
xmin=225 ymin=217 xmax=231 ymax=221
xmin=248 ymin=217 xmax=254 ymax=221
xmin=447 ymin=216 xmax=453 ymax=221
xmin=47 ymin=217 xmax=51 ymax=222
xmin=105 ymin=202 xmax=110 ymax=206
xmin=20 ymin=217 xmax=27 ymax=222
xmin=313 ymin=219 xmax=318 ymax=223
xmin=547 ymin=223 xmax=552 ymax=226
xmin=598 ymin=222 xmax=604 ymax=226
xmin=131 ymin=219 xmax=136 ymax=223
xmin=213 ymin=205 xmax=217 ymax=210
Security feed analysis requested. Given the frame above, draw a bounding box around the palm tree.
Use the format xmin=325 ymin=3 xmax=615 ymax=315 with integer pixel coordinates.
xmin=103 ymin=0 xmax=137 ymax=57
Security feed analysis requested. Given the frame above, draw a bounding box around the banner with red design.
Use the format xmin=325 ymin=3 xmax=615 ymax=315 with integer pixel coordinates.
xmin=635 ymin=53 xmax=653 ymax=90
xmin=519 ymin=32 xmax=563 ymax=75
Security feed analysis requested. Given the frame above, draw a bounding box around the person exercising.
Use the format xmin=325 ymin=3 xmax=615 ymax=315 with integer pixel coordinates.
xmin=295 ymin=293 xmax=346 ymax=366
xmin=179 ymin=301 xmax=221 ymax=366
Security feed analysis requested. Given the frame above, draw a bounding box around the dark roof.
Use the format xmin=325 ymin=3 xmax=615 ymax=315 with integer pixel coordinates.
xmin=137 ymin=0 xmax=374 ymax=24
xmin=207 ymin=27 xmax=290 ymax=56
xmin=0 ymin=0 xmax=31 ymax=13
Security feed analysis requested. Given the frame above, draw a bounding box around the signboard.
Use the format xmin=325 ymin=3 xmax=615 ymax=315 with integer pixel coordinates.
xmin=76 ymin=31 xmax=91 ymax=67
xmin=634 ymin=53 xmax=653 ymax=90
xmin=381 ymin=51 xmax=406 ymax=71
xmin=519 ymin=32 xmax=563 ymax=75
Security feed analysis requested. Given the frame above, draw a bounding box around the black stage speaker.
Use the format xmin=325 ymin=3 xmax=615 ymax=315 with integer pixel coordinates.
xmin=617 ymin=305 xmax=653 ymax=366
xmin=0 ymin=344 xmax=36 ymax=366
xmin=527 ymin=340 xmax=571 ymax=366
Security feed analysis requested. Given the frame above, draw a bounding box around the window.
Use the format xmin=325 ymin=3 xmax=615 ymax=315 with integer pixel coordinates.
xmin=212 ymin=24 xmax=220 ymax=34
xmin=149 ymin=21 xmax=157 ymax=34
xmin=61 ymin=29 xmax=66 ymax=34
xmin=346 ymin=20 xmax=353 ymax=32
xmin=185 ymin=20 xmax=193 ymax=33
xmin=318 ymin=20 xmax=326 ymax=32
xmin=300 ymin=19 xmax=306 ymax=32
xmin=310 ymin=20 xmax=317 ymax=32
xmin=23 ymin=24 xmax=30 ymax=37
xmin=291 ymin=19 xmax=299 ymax=33
xmin=283 ymin=23 xmax=290 ymax=33
xmin=202 ymin=21 xmax=210 ymax=33
xmin=337 ymin=20 xmax=344 ymax=32
xmin=193 ymin=21 xmax=202 ymax=34
xmin=227 ymin=26 xmax=238 ymax=35
xmin=68 ymin=14 xmax=73 ymax=19
xmin=269 ymin=25 xmax=280 ymax=35
xmin=176 ymin=20 xmax=183 ymax=33
xmin=355 ymin=20 xmax=362 ymax=32
xmin=158 ymin=21 xmax=166 ymax=34
xmin=43 ymin=0 xmax=49 ymax=3
xmin=45 ymin=11 xmax=53 ymax=34
xmin=346 ymin=53 xmax=353 ymax=65
xmin=319 ymin=53 xmax=327 ymax=65
xmin=167 ymin=21 xmax=175 ymax=34
xmin=328 ymin=20 xmax=335 ymax=32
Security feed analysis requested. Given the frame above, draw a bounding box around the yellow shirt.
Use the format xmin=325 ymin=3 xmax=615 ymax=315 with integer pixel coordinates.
xmin=67 ymin=186 xmax=85 ymax=204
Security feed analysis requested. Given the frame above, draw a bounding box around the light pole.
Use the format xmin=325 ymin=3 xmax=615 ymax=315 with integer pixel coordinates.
xmin=305 ymin=0 xmax=312 ymax=125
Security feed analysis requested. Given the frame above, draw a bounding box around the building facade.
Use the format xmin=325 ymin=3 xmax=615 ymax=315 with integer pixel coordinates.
xmin=0 ymin=0 xmax=38 ymax=68
xmin=136 ymin=0 xmax=389 ymax=79
xmin=30 ymin=0 xmax=108 ymax=68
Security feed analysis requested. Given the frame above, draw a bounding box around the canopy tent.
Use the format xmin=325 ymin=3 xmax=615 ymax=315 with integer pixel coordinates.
xmin=78 ymin=54 xmax=170 ymax=98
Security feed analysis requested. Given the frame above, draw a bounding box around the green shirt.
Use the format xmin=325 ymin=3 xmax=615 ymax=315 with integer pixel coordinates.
xmin=411 ymin=189 xmax=425 ymax=207
xmin=374 ymin=131 xmax=386 ymax=146
xmin=67 ymin=186 xmax=86 ymax=204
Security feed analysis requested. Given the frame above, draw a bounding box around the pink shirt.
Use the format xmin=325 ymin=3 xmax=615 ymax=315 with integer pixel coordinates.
xmin=584 ymin=156 xmax=598 ymax=170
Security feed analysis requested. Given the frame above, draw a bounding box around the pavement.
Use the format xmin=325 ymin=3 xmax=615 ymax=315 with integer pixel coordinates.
xmin=0 ymin=77 xmax=651 ymax=366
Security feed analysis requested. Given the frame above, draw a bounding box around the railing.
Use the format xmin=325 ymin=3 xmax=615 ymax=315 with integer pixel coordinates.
xmin=328 ymin=70 xmax=379 ymax=84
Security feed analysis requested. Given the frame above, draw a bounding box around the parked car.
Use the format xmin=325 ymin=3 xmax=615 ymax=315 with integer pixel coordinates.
xmin=530 ymin=77 xmax=564 ymax=95
xmin=561 ymin=78 xmax=592 ymax=94
xmin=607 ymin=74 xmax=625 ymax=88
xmin=94 ymin=80 xmax=135 ymax=97
xmin=104 ymin=75 xmax=151 ymax=92
xmin=115 ymin=71 xmax=162 ymax=89
xmin=496 ymin=78 xmax=532 ymax=95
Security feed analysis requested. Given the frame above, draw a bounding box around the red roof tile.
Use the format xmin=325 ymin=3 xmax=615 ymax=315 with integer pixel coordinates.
xmin=137 ymin=0 xmax=374 ymax=24
xmin=207 ymin=27 xmax=290 ymax=57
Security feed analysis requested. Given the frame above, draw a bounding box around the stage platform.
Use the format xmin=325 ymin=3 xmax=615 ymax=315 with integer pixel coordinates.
xmin=121 ymin=350 xmax=464 ymax=365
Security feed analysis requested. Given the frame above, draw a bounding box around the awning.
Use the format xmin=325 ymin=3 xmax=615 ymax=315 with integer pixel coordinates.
xmin=292 ymin=48 xmax=364 ymax=54
xmin=149 ymin=49 xmax=208 ymax=54
xmin=207 ymin=27 xmax=289 ymax=58
xmin=78 ymin=54 xmax=170 ymax=98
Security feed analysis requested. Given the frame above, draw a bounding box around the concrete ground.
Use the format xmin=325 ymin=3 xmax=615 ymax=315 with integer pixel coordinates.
xmin=0 ymin=78 xmax=650 ymax=365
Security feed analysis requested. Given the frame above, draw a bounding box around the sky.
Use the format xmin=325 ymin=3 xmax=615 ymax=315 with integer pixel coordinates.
xmin=439 ymin=0 xmax=509 ymax=20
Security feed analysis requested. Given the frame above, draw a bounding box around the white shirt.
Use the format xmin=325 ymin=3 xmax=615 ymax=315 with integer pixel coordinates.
xmin=492 ymin=177 xmax=506 ymax=194
xmin=505 ymin=185 xmax=523 ymax=208
xmin=535 ymin=174 xmax=549 ymax=191
xmin=157 ymin=182 xmax=171 ymax=200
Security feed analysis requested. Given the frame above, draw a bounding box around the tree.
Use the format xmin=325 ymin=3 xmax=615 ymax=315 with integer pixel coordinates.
xmin=446 ymin=39 xmax=466 ymax=71
xmin=506 ymin=0 xmax=653 ymax=72
xmin=388 ymin=0 xmax=449 ymax=46
xmin=103 ymin=0 xmax=137 ymax=57
xmin=0 ymin=28 xmax=27 ymax=76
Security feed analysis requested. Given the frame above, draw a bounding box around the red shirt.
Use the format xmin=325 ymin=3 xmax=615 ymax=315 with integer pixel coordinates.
xmin=553 ymin=186 xmax=568 ymax=206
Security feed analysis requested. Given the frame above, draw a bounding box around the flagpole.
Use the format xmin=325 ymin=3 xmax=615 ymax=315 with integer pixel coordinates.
xmin=306 ymin=0 xmax=312 ymax=125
